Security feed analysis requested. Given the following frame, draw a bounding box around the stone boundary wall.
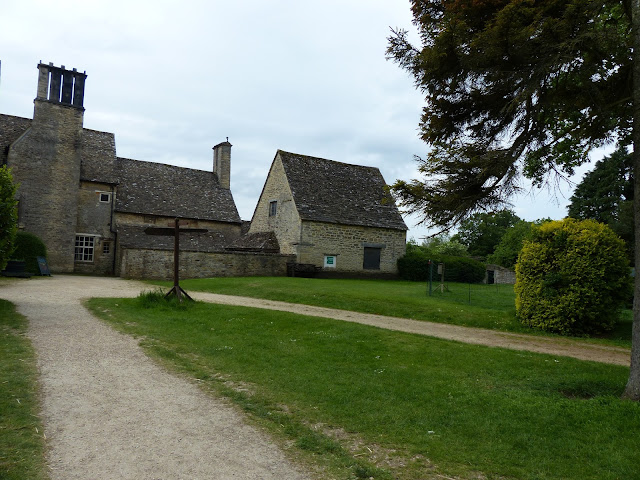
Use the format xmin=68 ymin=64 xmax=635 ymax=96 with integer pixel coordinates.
xmin=119 ymin=248 xmax=295 ymax=280
xmin=485 ymin=264 xmax=516 ymax=284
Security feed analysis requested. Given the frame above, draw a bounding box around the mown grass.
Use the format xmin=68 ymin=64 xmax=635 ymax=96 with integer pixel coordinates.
xmin=0 ymin=300 xmax=48 ymax=480
xmin=88 ymin=295 xmax=640 ymax=480
xmin=151 ymin=277 xmax=632 ymax=346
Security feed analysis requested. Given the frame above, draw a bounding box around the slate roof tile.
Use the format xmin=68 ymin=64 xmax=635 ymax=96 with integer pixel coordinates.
xmin=115 ymin=157 xmax=241 ymax=223
xmin=278 ymin=150 xmax=407 ymax=230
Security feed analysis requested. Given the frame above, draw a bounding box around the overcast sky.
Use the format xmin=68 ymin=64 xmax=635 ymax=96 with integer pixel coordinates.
xmin=1 ymin=0 xmax=600 ymax=240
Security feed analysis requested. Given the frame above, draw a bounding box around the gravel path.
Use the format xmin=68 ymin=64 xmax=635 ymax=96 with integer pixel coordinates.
xmin=0 ymin=275 xmax=630 ymax=479
xmin=0 ymin=276 xmax=309 ymax=480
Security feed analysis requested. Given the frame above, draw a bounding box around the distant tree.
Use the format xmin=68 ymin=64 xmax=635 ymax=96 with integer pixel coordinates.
xmin=487 ymin=221 xmax=534 ymax=269
xmin=452 ymin=209 xmax=520 ymax=258
xmin=487 ymin=219 xmax=552 ymax=269
xmin=568 ymin=146 xmax=634 ymax=262
xmin=421 ymin=235 xmax=469 ymax=257
xmin=0 ymin=166 xmax=18 ymax=271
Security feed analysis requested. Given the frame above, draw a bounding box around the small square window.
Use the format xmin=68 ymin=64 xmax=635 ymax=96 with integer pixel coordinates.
xmin=99 ymin=192 xmax=111 ymax=203
xmin=269 ymin=200 xmax=277 ymax=217
xmin=103 ymin=241 xmax=111 ymax=254
xmin=324 ymin=255 xmax=336 ymax=268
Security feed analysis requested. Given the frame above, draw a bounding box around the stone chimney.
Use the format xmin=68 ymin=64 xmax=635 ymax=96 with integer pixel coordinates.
xmin=213 ymin=139 xmax=231 ymax=189
xmin=36 ymin=61 xmax=87 ymax=108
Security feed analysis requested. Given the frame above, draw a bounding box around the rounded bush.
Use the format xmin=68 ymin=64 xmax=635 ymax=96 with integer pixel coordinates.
xmin=515 ymin=218 xmax=631 ymax=335
xmin=397 ymin=251 xmax=485 ymax=283
xmin=11 ymin=232 xmax=47 ymax=274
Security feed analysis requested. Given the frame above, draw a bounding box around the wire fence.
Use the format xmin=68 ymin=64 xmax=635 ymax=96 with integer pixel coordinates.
xmin=426 ymin=280 xmax=516 ymax=309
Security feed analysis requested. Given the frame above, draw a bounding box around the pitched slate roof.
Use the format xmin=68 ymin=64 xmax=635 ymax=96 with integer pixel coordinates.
xmin=0 ymin=114 xmax=31 ymax=165
xmin=117 ymin=225 xmax=232 ymax=252
xmin=80 ymin=129 xmax=118 ymax=184
xmin=278 ymin=150 xmax=407 ymax=230
xmin=115 ymin=157 xmax=241 ymax=223
xmin=226 ymin=231 xmax=280 ymax=253
xmin=0 ymin=114 xmax=118 ymax=185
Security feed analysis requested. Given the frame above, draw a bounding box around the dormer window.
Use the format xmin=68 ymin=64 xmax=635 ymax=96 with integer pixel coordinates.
xmin=269 ymin=200 xmax=277 ymax=217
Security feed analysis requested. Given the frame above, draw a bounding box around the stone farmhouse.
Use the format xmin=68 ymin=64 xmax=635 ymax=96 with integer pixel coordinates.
xmin=1 ymin=62 xmax=407 ymax=279
xmin=249 ymin=150 xmax=407 ymax=275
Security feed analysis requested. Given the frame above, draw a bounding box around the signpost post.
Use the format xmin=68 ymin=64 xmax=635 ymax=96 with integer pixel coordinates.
xmin=144 ymin=218 xmax=207 ymax=302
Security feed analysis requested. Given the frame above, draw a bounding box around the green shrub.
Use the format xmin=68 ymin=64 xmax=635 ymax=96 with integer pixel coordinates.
xmin=515 ymin=218 xmax=631 ymax=335
xmin=0 ymin=166 xmax=18 ymax=271
xmin=11 ymin=232 xmax=47 ymax=274
xmin=398 ymin=251 xmax=485 ymax=283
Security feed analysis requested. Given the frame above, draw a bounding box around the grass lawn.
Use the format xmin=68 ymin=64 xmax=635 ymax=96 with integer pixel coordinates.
xmin=0 ymin=300 xmax=48 ymax=480
xmin=152 ymin=277 xmax=632 ymax=347
xmin=88 ymin=294 xmax=640 ymax=480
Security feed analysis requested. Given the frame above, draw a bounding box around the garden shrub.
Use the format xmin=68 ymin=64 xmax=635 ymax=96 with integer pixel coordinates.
xmin=397 ymin=250 xmax=485 ymax=283
xmin=11 ymin=232 xmax=47 ymax=274
xmin=515 ymin=218 xmax=631 ymax=335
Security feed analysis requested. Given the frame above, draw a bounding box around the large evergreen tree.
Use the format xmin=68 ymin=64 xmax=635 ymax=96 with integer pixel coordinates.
xmin=567 ymin=146 xmax=634 ymax=262
xmin=387 ymin=0 xmax=640 ymax=400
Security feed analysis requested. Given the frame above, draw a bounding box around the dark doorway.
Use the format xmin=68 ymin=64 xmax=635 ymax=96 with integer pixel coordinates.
xmin=363 ymin=247 xmax=381 ymax=270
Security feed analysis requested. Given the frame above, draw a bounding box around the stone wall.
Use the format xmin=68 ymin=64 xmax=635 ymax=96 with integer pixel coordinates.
xmin=248 ymin=154 xmax=301 ymax=254
xmin=297 ymin=221 xmax=406 ymax=274
xmin=74 ymin=181 xmax=116 ymax=275
xmin=119 ymin=248 xmax=295 ymax=280
xmin=8 ymin=100 xmax=84 ymax=273
xmin=485 ymin=264 xmax=516 ymax=284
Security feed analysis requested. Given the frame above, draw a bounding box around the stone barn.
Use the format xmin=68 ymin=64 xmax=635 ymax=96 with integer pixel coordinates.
xmin=248 ymin=150 xmax=407 ymax=276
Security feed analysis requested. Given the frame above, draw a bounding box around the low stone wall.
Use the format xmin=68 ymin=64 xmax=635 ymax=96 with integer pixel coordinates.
xmin=485 ymin=264 xmax=516 ymax=284
xmin=119 ymin=248 xmax=295 ymax=280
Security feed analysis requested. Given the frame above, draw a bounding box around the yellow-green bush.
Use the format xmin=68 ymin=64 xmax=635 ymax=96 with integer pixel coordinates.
xmin=515 ymin=218 xmax=631 ymax=335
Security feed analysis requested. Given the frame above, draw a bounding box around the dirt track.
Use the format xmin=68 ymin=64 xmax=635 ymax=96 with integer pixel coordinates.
xmin=0 ymin=275 xmax=630 ymax=479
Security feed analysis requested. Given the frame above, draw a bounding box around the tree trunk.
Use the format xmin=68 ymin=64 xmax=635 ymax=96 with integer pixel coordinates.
xmin=623 ymin=0 xmax=640 ymax=401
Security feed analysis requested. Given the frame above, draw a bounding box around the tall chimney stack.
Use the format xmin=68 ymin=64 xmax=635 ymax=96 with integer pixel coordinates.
xmin=213 ymin=139 xmax=231 ymax=189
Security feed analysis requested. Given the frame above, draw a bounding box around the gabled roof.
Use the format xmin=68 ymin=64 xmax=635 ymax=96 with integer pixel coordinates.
xmin=115 ymin=157 xmax=241 ymax=223
xmin=0 ymin=114 xmax=31 ymax=165
xmin=117 ymin=225 xmax=232 ymax=252
xmin=0 ymin=114 xmax=118 ymax=185
xmin=278 ymin=150 xmax=407 ymax=230
xmin=80 ymin=129 xmax=118 ymax=184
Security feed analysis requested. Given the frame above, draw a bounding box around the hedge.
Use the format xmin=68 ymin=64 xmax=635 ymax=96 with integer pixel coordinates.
xmin=11 ymin=232 xmax=47 ymax=274
xmin=515 ymin=218 xmax=631 ymax=335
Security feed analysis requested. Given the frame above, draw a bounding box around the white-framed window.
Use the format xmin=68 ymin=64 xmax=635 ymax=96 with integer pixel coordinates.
xmin=269 ymin=200 xmax=277 ymax=217
xmin=324 ymin=255 xmax=337 ymax=268
xmin=98 ymin=192 xmax=111 ymax=203
xmin=75 ymin=235 xmax=95 ymax=262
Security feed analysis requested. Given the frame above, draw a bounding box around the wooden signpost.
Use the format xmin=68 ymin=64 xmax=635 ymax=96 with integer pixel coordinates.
xmin=144 ymin=218 xmax=207 ymax=302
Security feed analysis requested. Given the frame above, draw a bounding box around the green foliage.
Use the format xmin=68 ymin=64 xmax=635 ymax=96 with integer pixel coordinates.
xmin=397 ymin=247 xmax=485 ymax=283
xmin=452 ymin=209 xmax=521 ymax=258
xmin=11 ymin=232 xmax=47 ymax=274
xmin=568 ymin=146 xmax=634 ymax=263
xmin=0 ymin=165 xmax=18 ymax=271
xmin=137 ymin=289 xmax=194 ymax=310
xmin=420 ymin=234 xmax=469 ymax=257
xmin=515 ymin=219 xmax=631 ymax=335
xmin=386 ymin=1 xmax=631 ymax=228
xmin=487 ymin=220 xmax=550 ymax=268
